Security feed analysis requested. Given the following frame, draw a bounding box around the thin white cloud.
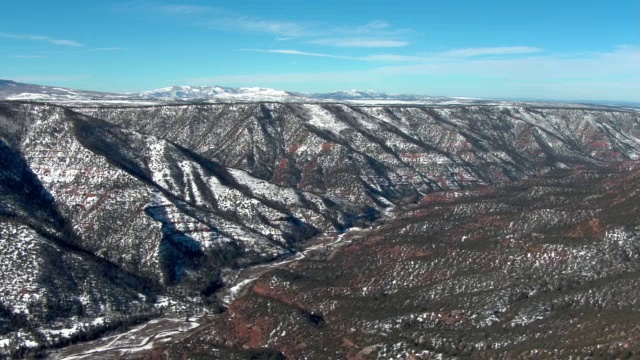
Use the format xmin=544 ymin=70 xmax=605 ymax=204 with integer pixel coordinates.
xmin=126 ymin=4 xmax=313 ymax=37
xmin=241 ymin=45 xmax=545 ymax=62
xmin=49 ymin=39 xmax=83 ymax=47
xmin=241 ymin=46 xmax=544 ymax=62
xmin=241 ymin=48 xmax=420 ymax=62
xmin=333 ymin=20 xmax=411 ymax=36
xmin=361 ymin=54 xmax=421 ymax=61
xmin=5 ymin=75 xmax=91 ymax=82
xmin=118 ymin=4 xmax=411 ymax=44
xmin=212 ymin=18 xmax=309 ymax=37
xmin=372 ymin=46 xmax=638 ymax=79
xmin=227 ymin=19 xmax=408 ymax=40
xmin=156 ymin=4 xmax=214 ymax=14
xmin=310 ymin=38 xmax=409 ymax=48
xmin=115 ymin=3 xmax=217 ymax=14
xmin=191 ymin=46 xmax=640 ymax=101
xmin=439 ymin=46 xmax=542 ymax=57
xmin=90 ymin=47 xmax=123 ymax=51
xmin=0 ymin=32 xmax=83 ymax=47
xmin=10 ymin=55 xmax=48 ymax=59
xmin=360 ymin=20 xmax=390 ymax=30
xmin=240 ymin=49 xmax=356 ymax=60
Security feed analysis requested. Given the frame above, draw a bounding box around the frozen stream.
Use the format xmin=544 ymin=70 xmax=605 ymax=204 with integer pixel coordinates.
xmin=221 ymin=226 xmax=366 ymax=306
xmin=54 ymin=212 xmax=391 ymax=359
xmin=54 ymin=317 xmax=203 ymax=359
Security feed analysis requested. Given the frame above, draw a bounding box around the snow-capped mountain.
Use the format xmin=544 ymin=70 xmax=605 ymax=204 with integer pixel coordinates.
xmin=135 ymin=86 xmax=466 ymax=104
xmin=0 ymin=79 xmax=484 ymax=106
xmin=134 ymin=85 xmax=302 ymax=102
xmin=311 ymin=89 xmax=445 ymax=100
xmin=0 ymin=79 xmax=151 ymax=105
xmin=310 ymin=89 xmax=459 ymax=103
xmin=136 ymin=85 xmax=231 ymax=99
xmin=313 ymin=89 xmax=392 ymax=100
xmin=3 ymin=79 xmax=638 ymax=109
xmin=0 ymin=80 xmax=311 ymax=104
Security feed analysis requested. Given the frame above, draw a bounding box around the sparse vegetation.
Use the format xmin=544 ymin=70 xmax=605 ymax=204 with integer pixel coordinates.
xmin=0 ymin=101 xmax=639 ymax=358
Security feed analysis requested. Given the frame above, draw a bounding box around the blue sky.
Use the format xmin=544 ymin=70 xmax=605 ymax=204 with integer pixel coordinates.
xmin=0 ymin=0 xmax=638 ymax=101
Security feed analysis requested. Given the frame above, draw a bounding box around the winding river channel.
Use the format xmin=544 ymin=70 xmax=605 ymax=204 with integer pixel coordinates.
xmin=54 ymin=222 xmax=382 ymax=359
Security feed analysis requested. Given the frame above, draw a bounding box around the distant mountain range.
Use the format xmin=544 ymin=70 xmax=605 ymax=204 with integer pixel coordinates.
xmin=0 ymin=79 xmax=137 ymax=104
xmin=1 ymin=79 xmax=467 ymax=105
xmin=310 ymin=89 xmax=453 ymax=101
xmin=136 ymin=85 xmax=300 ymax=102
xmin=5 ymin=79 xmax=621 ymax=108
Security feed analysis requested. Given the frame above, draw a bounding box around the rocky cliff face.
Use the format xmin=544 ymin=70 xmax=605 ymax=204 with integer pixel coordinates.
xmin=0 ymin=101 xmax=639 ymax=356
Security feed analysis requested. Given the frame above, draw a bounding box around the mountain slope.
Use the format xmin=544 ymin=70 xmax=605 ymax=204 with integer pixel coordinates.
xmin=81 ymin=104 xmax=640 ymax=205
xmin=0 ymin=99 xmax=639 ymax=356
xmin=165 ymin=165 xmax=640 ymax=359
xmin=0 ymin=102 xmax=372 ymax=354
xmin=0 ymin=134 xmax=160 ymax=356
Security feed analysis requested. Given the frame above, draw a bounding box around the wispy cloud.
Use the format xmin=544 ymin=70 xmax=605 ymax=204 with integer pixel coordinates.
xmin=333 ymin=20 xmax=410 ymax=36
xmin=240 ymin=49 xmax=355 ymax=60
xmin=5 ymin=75 xmax=91 ymax=83
xmin=371 ymin=46 xmax=638 ymax=79
xmin=439 ymin=46 xmax=543 ymax=57
xmin=239 ymin=46 xmax=541 ymax=62
xmin=89 ymin=47 xmax=123 ymax=51
xmin=314 ymin=20 xmax=413 ymax=47
xmin=361 ymin=54 xmax=421 ymax=61
xmin=118 ymin=4 xmax=412 ymax=44
xmin=0 ymin=32 xmax=83 ymax=47
xmin=49 ymin=39 xmax=83 ymax=47
xmin=241 ymin=49 xmax=424 ymax=62
xmin=210 ymin=18 xmax=310 ymax=37
xmin=10 ymin=55 xmax=48 ymax=59
xmin=116 ymin=3 xmax=308 ymax=37
xmin=155 ymin=4 xmax=214 ymax=14
xmin=229 ymin=19 xmax=409 ymax=41
xmin=309 ymin=38 xmax=409 ymax=48
xmin=358 ymin=20 xmax=391 ymax=31
xmin=191 ymin=46 xmax=640 ymax=101
xmin=115 ymin=2 xmax=217 ymax=14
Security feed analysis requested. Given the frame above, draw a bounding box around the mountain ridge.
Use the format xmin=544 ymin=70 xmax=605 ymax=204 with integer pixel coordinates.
xmin=1 ymin=87 xmax=640 ymax=357
xmin=4 ymin=79 xmax=636 ymax=109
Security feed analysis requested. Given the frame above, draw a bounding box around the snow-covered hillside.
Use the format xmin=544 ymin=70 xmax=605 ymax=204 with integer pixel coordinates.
xmin=135 ymin=85 xmax=303 ymax=102
xmin=1 ymin=98 xmax=640 ymax=356
xmin=4 ymin=79 xmax=636 ymax=109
